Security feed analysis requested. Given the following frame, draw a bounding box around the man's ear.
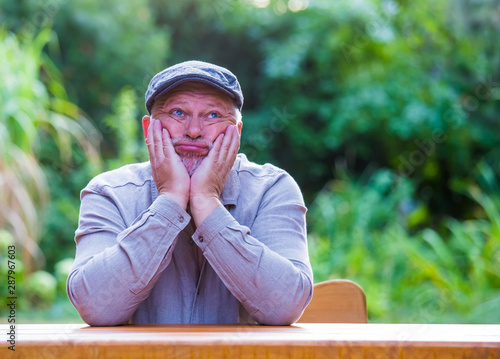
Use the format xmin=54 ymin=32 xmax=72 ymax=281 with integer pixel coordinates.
xmin=237 ymin=121 xmax=243 ymax=136
xmin=142 ymin=115 xmax=150 ymax=141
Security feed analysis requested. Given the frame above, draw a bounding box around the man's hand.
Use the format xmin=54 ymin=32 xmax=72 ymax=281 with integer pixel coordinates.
xmin=146 ymin=118 xmax=190 ymax=209
xmin=189 ymin=125 xmax=240 ymax=226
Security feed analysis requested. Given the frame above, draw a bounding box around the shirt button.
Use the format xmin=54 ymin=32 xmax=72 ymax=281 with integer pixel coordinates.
xmin=198 ymin=235 xmax=204 ymax=242
xmin=177 ymin=215 xmax=184 ymax=222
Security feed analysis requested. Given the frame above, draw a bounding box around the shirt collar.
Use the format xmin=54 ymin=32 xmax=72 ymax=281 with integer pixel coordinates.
xmin=220 ymin=160 xmax=240 ymax=207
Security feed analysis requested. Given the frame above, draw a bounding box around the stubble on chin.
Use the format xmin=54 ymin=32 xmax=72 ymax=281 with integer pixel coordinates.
xmin=171 ymin=138 xmax=213 ymax=176
xmin=178 ymin=155 xmax=205 ymax=176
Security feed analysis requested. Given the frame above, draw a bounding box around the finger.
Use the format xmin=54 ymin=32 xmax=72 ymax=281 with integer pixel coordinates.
xmin=227 ymin=125 xmax=240 ymax=157
xmin=146 ymin=118 xmax=156 ymax=160
xmin=161 ymin=127 xmax=176 ymax=158
xmin=207 ymin=132 xmax=224 ymax=161
xmin=216 ymin=126 xmax=233 ymax=161
xmin=152 ymin=119 xmax=165 ymax=160
xmin=220 ymin=126 xmax=238 ymax=162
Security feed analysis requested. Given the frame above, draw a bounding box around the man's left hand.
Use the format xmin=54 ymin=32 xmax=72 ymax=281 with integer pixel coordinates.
xmin=189 ymin=125 xmax=240 ymax=227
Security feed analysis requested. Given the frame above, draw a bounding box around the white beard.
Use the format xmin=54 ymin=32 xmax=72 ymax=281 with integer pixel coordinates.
xmin=171 ymin=137 xmax=213 ymax=176
xmin=179 ymin=155 xmax=205 ymax=176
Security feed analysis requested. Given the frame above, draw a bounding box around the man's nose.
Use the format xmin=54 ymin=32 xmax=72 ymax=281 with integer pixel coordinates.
xmin=185 ymin=115 xmax=203 ymax=139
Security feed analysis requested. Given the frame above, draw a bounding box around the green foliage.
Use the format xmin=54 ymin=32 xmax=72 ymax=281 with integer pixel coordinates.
xmin=103 ymin=86 xmax=148 ymax=169
xmin=1 ymin=0 xmax=499 ymax=323
xmin=0 ymin=0 xmax=169 ymax=121
xmin=231 ymin=0 xmax=500 ymax=215
xmin=54 ymin=258 xmax=74 ymax=295
xmin=25 ymin=270 xmax=57 ymax=309
xmin=37 ymin=86 xmax=147 ymax=273
xmin=52 ymin=0 xmax=169 ymax=121
xmin=0 ymin=230 xmax=80 ymax=321
xmin=308 ymin=163 xmax=500 ymax=323
xmin=0 ymin=27 xmax=101 ymax=271
xmin=0 ymin=231 xmax=25 ymax=311
xmin=0 ymin=0 xmax=165 ymax=272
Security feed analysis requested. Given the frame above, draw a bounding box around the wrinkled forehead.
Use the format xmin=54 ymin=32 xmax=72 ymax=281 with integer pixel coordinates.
xmin=153 ymin=81 xmax=236 ymax=110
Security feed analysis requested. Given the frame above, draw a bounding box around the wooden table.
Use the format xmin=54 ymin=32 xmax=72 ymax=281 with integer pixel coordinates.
xmin=4 ymin=323 xmax=500 ymax=358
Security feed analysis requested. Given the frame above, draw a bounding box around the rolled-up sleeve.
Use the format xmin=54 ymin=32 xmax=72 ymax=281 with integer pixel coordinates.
xmin=67 ymin=187 xmax=190 ymax=326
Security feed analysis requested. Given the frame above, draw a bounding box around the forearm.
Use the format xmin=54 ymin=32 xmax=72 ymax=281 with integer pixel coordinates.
xmin=67 ymin=195 xmax=190 ymax=326
xmin=193 ymin=206 xmax=313 ymax=325
xmin=190 ymin=195 xmax=222 ymax=227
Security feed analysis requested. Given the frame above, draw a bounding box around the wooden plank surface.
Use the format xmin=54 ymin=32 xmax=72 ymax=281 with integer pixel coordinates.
xmin=4 ymin=323 xmax=500 ymax=359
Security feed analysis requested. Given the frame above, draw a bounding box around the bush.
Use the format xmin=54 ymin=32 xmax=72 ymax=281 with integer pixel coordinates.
xmin=54 ymin=258 xmax=74 ymax=296
xmin=1 ymin=0 xmax=498 ymax=324
xmin=0 ymin=27 xmax=101 ymax=272
xmin=308 ymin=164 xmax=500 ymax=323
xmin=24 ymin=270 xmax=57 ymax=309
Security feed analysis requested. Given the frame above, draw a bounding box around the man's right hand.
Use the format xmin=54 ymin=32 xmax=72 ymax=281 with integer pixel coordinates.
xmin=146 ymin=118 xmax=190 ymax=209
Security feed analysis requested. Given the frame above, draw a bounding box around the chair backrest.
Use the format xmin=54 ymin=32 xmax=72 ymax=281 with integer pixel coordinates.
xmin=297 ymin=279 xmax=368 ymax=323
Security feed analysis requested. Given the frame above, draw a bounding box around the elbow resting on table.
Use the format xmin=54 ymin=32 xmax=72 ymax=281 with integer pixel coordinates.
xmin=66 ymin=271 xmax=131 ymax=326
xmin=254 ymin=278 xmax=313 ymax=326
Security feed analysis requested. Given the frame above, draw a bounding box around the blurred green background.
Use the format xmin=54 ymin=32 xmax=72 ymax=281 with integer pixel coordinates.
xmin=0 ymin=0 xmax=499 ymax=324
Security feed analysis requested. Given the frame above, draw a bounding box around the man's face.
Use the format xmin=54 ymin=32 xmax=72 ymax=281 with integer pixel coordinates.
xmin=143 ymin=82 xmax=242 ymax=174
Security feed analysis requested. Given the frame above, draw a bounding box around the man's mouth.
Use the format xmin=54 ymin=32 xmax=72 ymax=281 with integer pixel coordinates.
xmin=174 ymin=141 xmax=210 ymax=156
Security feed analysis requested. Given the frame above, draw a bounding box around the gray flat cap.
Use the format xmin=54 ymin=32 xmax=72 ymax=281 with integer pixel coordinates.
xmin=145 ymin=60 xmax=244 ymax=114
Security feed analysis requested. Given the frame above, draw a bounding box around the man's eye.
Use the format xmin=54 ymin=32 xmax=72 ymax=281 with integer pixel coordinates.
xmin=172 ymin=109 xmax=184 ymax=116
xmin=208 ymin=112 xmax=220 ymax=119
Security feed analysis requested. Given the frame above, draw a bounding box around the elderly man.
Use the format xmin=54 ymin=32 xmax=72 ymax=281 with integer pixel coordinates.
xmin=67 ymin=61 xmax=313 ymax=325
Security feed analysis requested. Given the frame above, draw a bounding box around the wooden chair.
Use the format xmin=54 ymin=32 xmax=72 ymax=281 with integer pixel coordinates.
xmin=297 ymin=279 xmax=368 ymax=323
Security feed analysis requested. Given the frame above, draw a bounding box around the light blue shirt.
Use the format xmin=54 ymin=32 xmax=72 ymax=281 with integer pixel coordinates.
xmin=67 ymin=154 xmax=313 ymax=325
